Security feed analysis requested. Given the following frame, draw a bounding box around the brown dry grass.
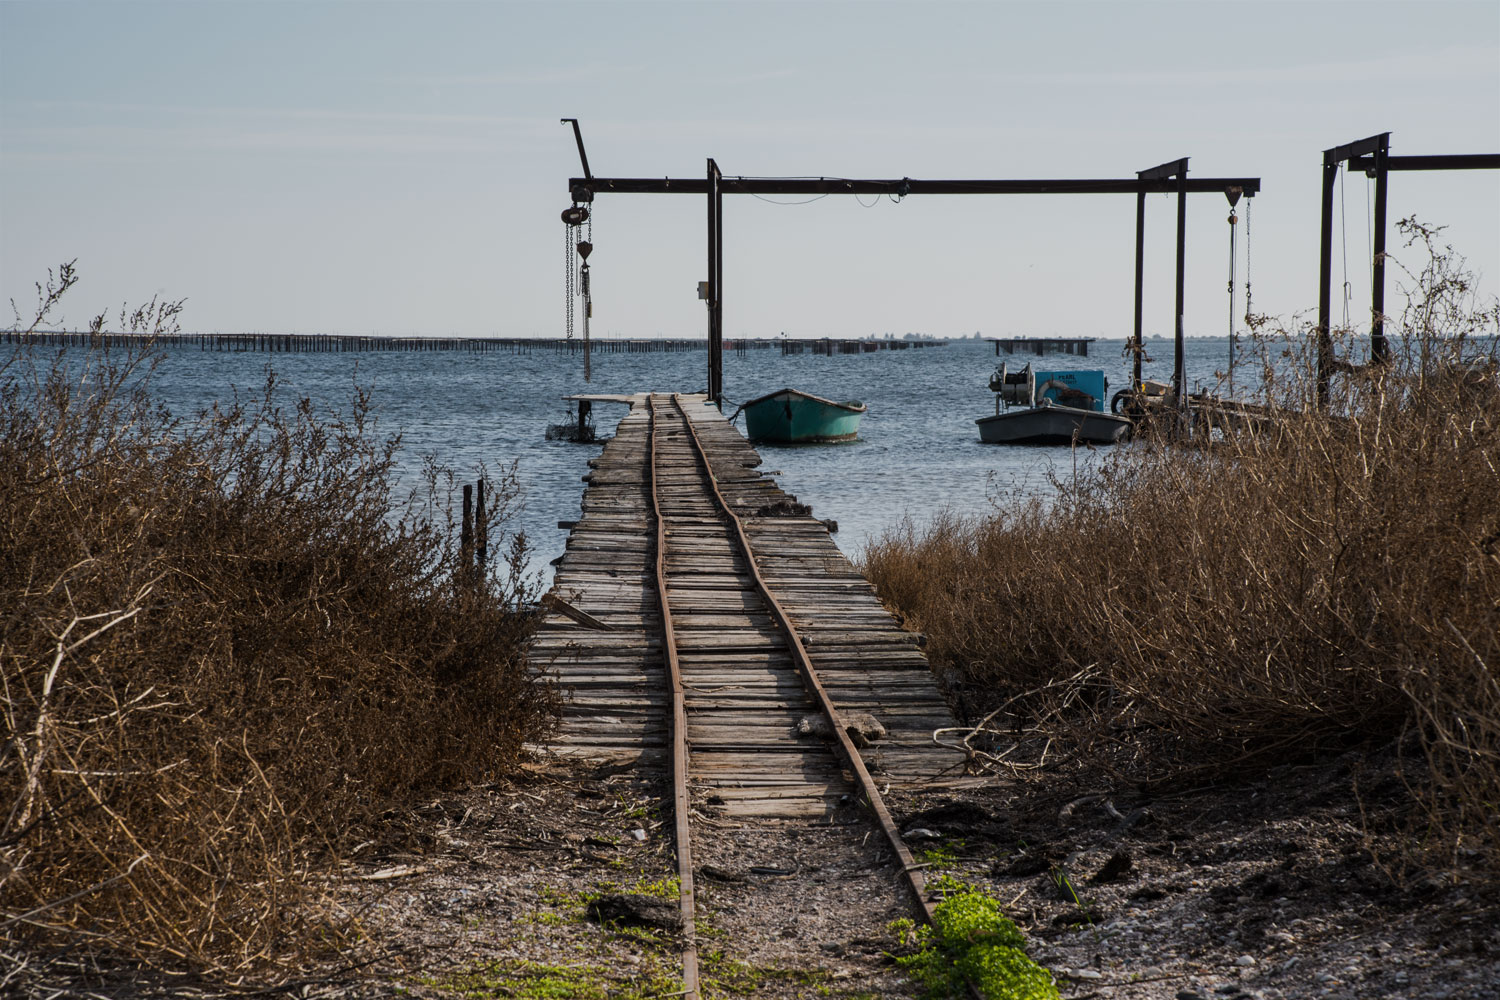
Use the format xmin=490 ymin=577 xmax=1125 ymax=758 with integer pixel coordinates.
xmin=864 ymin=220 xmax=1500 ymax=877
xmin=0 ymin=267 xmax=554 ymax=977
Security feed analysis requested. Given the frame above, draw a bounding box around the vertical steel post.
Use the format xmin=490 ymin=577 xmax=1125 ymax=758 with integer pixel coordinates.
xmin=1371 ymin=135 xmax=1390 ymax=363
xmin=1317 ymin=153 xmax=1338 ymax=407
xmin=1132 ymin=187 xmax=1146 ymax=388
xmin=707 ymin=159 xmax=724 ymax=408
xmin=1173 ymin=168 xmax=1188 ymax=406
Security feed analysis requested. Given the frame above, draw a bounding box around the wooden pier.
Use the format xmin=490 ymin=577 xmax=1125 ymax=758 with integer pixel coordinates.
xmin=529 ymin=394 xmax=972 ymax=817
xmin=991 ymin=336 xmax=1095 ymax=356
xmin=528 ymin=392 xmax=975 ymax=997
xmin=6 ymin=330 xmax=947 ymax=356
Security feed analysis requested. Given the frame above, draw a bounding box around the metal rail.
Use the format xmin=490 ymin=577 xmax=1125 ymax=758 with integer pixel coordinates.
xmin=643 ymin=393 xmax=983 ymax=997
xmin=664 ymin=394 xmax=937 ymax=924
xmin=646 ymin=395 xmax=700 ymax=1000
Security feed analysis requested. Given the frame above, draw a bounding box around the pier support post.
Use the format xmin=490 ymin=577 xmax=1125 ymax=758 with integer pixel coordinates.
xmin=1173 ymin=167 xmax=1188 ymax=407
xmin=707 ymin=159 xmax=724 ymax=409
xmin=1370 ymin=135 xmax=1390 ymax=364
xmin=1317 ymin=150 xmax=1338 ymax=409
xmin=1132 ymin=187 xmax=1145 ymax=387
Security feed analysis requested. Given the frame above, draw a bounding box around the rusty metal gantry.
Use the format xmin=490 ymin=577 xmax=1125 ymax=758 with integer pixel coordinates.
xmin=1315 ymin=133 xmax=1500 ymax=406
xmin=562 ymin=120 xmax=1261 ymax=410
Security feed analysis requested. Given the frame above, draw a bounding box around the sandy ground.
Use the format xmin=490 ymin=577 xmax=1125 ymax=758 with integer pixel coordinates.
xmin=11 ymin=739 xmax=1498 ymax=1000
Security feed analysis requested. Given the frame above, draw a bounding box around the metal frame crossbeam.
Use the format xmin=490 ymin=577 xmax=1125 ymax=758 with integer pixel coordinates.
xmin=561 ymin=121 xmax=1261 ymax=409
xmin=1316 ymin=134 xmax=1499 ymax=406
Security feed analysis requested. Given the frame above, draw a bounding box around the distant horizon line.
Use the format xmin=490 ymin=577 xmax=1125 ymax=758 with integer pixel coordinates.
xmin=14 ymin=329 xmax=1284 ymax=342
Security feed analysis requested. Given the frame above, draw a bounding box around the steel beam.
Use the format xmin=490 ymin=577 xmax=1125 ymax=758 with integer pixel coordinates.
xmin=571 ymin=176 xmax=1261 ymax=198
xmin=561 ymin=118 xmax=592 ymax=181
xmin=707 ymin=160 xmax=723 ymax=409
xmin=566 ymin=156 xmax=1263 ymax=411
xmin=1174 ymin=168 xmax=1188 ymax=406
xmin=1132 ymin=188 xmax=1147 ymax=388
xmin=1348 ymin=153 xmax=1500 ymax=173
xmin=1370 ymin=138 xmax=1390 ymax=362
xmin=1317 ymin=149 xmax=1340 ymax=407
xmin=1312 ymin=134 xmax=1500 ymax=403
xmin=1137 ymin=157 xmax=1190 ymax=181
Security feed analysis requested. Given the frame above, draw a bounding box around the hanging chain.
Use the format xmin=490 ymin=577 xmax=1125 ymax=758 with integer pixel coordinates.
xmin=582 ymin=205 xmax=593 ymax=381
xmin=584 ymin=210 xmax=593 ymax=329
xmin=564 ymin=218 xmax=575 ymax=340
xmin=1243 ymin=198 xmax=1253 ymax=323
xmin=1227 ymin=204 xmax=1238 ymax=387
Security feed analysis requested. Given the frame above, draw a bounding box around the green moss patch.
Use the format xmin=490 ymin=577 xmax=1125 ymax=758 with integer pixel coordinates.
xmin=423 ymin=957 xmax=680 ymax=1000
xmin=893 ymin=882 xmax=1059 ymax=1000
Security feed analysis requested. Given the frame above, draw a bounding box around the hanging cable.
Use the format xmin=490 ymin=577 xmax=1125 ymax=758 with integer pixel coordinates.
xmin=1339 ymin=163 xmax=1351 ymax=330
xmin=748 ymin=192 xmax=832 ymax=206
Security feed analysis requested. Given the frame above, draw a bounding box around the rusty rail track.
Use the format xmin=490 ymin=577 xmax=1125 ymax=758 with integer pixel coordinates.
xmin=647 ymin=393 xmax=935 ymax=999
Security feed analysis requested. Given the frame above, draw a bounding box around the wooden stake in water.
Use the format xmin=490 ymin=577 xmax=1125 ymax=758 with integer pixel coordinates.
xmin=476 ymin=478 xmax=488 ymax=575
xmin=461 ymin=484 xmax=473 ymax=572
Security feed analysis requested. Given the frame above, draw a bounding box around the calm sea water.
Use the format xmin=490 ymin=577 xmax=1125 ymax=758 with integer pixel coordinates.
xmin=67 ymin=336 xmax=1250 ymax=584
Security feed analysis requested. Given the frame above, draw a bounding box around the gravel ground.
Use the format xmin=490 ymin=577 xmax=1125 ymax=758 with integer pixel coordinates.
xmin=7 ymin=746 xmax=1496 ymax=999
xmin=886 ymin=742 xmax=1500 ymax=1000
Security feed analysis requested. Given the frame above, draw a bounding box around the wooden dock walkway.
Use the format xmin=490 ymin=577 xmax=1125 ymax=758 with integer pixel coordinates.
xmin=529 ymin=393 xmax=973 ymax=820
xmin=990 ymin=336 xmax=1095 ymax=356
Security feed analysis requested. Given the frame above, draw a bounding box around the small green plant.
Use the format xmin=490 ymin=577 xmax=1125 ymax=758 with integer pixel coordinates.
xmin=629 ymin=875 xmax=681 ymax=899
xmin=916 ymin=838 xmax=967 ymax=870
xmin=1048 ymin=865 xmax=1098 ymax=926
xmin=891 ymin=881 xmax=1059 ymax=1000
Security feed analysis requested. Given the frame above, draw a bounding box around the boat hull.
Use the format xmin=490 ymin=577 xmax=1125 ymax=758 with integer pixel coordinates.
xmin=742 ymin=389 xmax=865 ymax=443
xmin=976 ymin=404 xmax=1132 ymax=445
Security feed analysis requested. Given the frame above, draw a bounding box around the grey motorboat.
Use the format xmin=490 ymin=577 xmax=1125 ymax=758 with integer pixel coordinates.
xmin=976 ymin=363 xmax=1132 ymax=445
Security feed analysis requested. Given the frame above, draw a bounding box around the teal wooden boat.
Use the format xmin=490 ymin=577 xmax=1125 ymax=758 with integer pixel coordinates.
xmin=735 ymin=388 xmax=866 ymax=443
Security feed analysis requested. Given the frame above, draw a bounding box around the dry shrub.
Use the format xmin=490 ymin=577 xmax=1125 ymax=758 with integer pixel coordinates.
xmin=1 ymin=268 xmax=553 ymax=975
xmin=864 ymin=220 xmax=1500 ymax=874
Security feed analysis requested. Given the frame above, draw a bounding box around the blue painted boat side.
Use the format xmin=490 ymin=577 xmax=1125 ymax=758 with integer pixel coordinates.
xmin=1033 ymin=370 xmax=1108 ymax=411
xmin=741 ymin=389 xmax=865 ymax=443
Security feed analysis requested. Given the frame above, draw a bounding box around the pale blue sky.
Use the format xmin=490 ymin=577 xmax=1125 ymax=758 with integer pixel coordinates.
xmin=2 ymin=1 xmax=1496 ymax=339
